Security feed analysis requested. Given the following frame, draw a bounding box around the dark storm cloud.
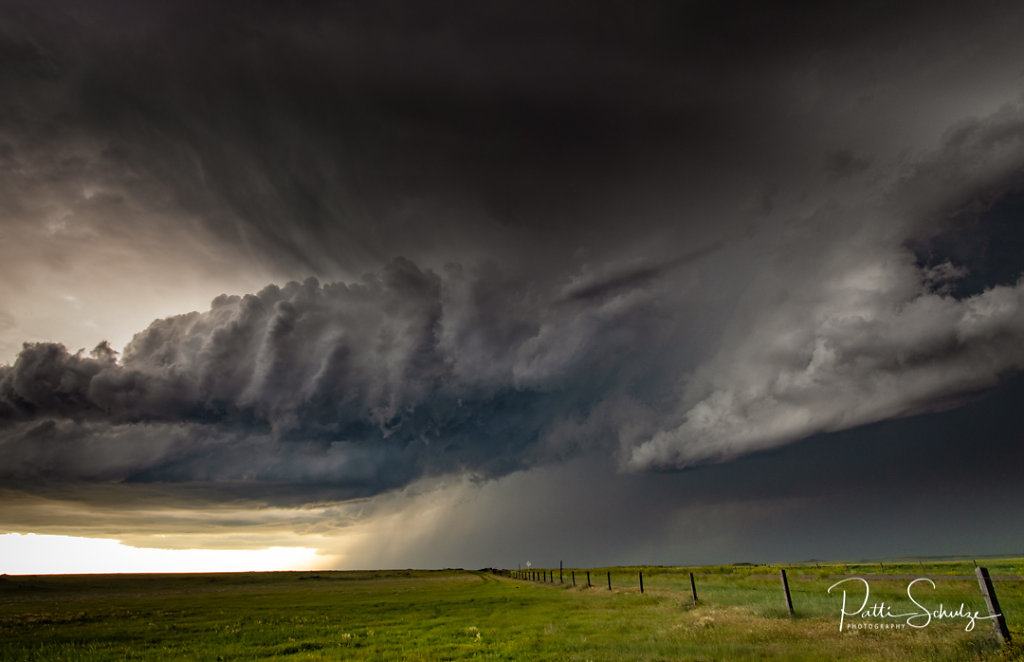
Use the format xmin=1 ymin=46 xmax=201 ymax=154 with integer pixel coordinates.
xmin=627 ymin=98 xmax=1024 ymax=469
xmin=4 ymin=0 xmax=1024 ymax=565
xmin=6 ymin=0 xmax=1016 ymax=282
xmin=0 ymin=257 xmax=669 ymax=496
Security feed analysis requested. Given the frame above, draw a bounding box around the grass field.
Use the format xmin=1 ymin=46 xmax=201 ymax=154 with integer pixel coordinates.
xmin=2 ymin=560 xmax=1023 ymax=660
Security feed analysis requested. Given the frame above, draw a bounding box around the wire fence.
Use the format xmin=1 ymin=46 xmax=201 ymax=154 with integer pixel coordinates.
xmin=495 ymin=559 xmax=1023 ymax=646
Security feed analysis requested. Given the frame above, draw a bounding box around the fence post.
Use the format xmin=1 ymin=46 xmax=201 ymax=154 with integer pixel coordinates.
xmin=607 ymin=571 xmax=612 ymax=591
xmin=689 ymin=572 xmax=698 ymax=604
xmin=976 ymin=567 xmax=1011 ymax=644
xmin=587 ymin=571 xmax=591 ymax=588
xmin=572 ymin=571 xmax=576 ymax=586
xmin=639 ymin=571 xmax=644 ymax=594
xmin=780 ymin=568 xmax=794 ymax=616
xmin=560 ymin=560 xmax=563 ymax=584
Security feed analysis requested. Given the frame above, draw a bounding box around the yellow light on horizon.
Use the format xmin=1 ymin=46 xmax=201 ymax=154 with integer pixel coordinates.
xmin=0 ymin=533 xmax=328 ymax=575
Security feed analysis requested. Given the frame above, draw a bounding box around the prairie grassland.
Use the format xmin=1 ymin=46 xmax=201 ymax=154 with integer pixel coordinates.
xmin=1 ymin=560 xmax=1022 ymax=660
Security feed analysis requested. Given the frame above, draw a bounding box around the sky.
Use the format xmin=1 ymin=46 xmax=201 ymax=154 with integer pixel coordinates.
xmin=2 ymin=0 xmax=1024 ymax=574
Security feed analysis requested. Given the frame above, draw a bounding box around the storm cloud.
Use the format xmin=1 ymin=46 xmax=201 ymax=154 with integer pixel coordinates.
xmin=3 ymin=1 xmax=1024 ymax=565
xmin=6 ymin=168 xmax=1024 ymax=495
xmin=0 ymin=256 xmax=666 ymax=493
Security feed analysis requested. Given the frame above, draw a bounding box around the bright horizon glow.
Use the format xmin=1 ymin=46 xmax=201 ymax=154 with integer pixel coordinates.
xmin=0 ymin=533 xmax=329 ymax=575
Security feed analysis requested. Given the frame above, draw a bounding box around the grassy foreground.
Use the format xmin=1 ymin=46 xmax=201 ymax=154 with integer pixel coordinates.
xmin=1 ymin=560 xmax=1022 ymax=660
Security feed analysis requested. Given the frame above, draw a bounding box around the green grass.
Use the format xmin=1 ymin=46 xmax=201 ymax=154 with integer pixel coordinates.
xmin=1 ymin=561 xmax=1023 ymax=660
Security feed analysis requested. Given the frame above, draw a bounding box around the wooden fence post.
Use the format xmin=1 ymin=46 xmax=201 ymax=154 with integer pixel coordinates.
xmin=560 ymin=560 xmax=563 ymax=584
xmin=639 ymin=571 xmax=644 ymax=594
xmin=780 ymin=568 xmax=794 ymax=616
xmin=689 ymin=572 xmax=698 ymax=604
xmin=587 ymin=571 xmax=591 ymax=588
xmin=607 ymin=571 xmax=612 ymax=591
xmin=572 ymin=571 xmax=576 ymax=586
xmin=976 ymin=567 xmax=1011 ymax=644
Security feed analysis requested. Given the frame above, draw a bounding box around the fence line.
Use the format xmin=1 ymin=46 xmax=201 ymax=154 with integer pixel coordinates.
xmin=496 ymin=563 xmax=1014 ymax=647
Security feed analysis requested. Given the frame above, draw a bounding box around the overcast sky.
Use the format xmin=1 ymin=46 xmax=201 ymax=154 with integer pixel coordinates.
xmin=3 ymin=0 xmax=1024 ymax=571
